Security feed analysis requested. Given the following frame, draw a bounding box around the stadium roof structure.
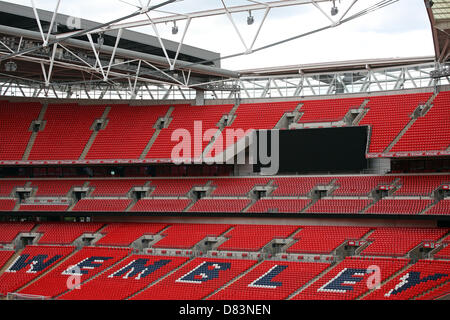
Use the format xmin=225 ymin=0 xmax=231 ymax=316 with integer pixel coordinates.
xmin=0 ymin=0 xmax=447 ymax=100
xmin=426 ymin=0 xmax=450 ymax=63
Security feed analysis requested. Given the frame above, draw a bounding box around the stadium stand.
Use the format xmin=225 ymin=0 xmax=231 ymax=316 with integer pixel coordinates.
xmin=149 ymin=179 xmax=208 ymax=196
xmin=306 ymin=199 xmax=372 ymax=214
xmin=188 ymin=199 xmax=251 ymax=213
xmin=35 ymin=223 xmax=104 ymax=244
xmin=359 ymin=93 xmax=431 ymax=153
xmin=298 ymin=97 xmax=365 ymax=123
xmin=71 ymin=199 xmax=132 ymax=212
xmin=365 ymin=199 xmax=434 ymax=215
xmin=28 ymin=104 xmax=106 ymax=160
xmin=86 ymin=104 xmax=170 ymax=160
xmin=394 ymin=175 xmax=448 ymax=196
xmin=18 ymin=246 xmax=131 ymax=298
xmin=0 ymin=101 xmax=42 ymax=160
xmin=0 ymin=250 xmax=14 ymax=270
xmin=152 ymin=224 xmax=232 ymax=249
xmin=0 ymin=245 xmax=75 ymax=296
xmin=208 ymin=261 xmax=331 ymax=300
xmin=332 ymin=176 xmax=396 ymax=196
xmin=205 ymin=101 xmax=300 ymax=157
xmin=363 ymin=260 xmax=450 ymax=300
xmin=247 ymin=199 xmax=311 ymax=213
xmin=425 ymin=199 xmax=450 ymax=215
xmin=0 ymin=223 xmax=35 ymax=243
xmin=291 ymin=257 xmax=409 ymax=300
xmin=217 ymin=225 xmax=298 ymax=252
xmin=29 ymin=179 xmax=86 ymax=197
xmin=0 ymin=180 xmax=26 ymax=196
xmin=210 ymin=178 xmax=270 ymax=196
xmin=131 ymin=199 xmax=191 ymax=212
xmin=59 ymin=255 xmax=190 ymax=300
xmin=18 ymin=204 xmax=70 ymax=212
xmin=0 ymin=222 xmax=447 ymax=300
xmin=87 ymin=179 xmax=146 ymax=197
xmin=94 ymin=223 xmax=168 ymax=247
xmin=146 ymin=104 xmax=233 ymax=160
xmin=360 ymin=227 xmax=448 ymax=257
xmin=0 ymin=199 xmax=17 ymax=212
xmin=271 ymin=177 xmax=333 ymax=196
xmin=286 ymin=226 xmax=371 ymax=254
xmin=130 ymin=258 xmax=257 ymax=300
xmin=391 ymin=91 xmax=450 ymax=153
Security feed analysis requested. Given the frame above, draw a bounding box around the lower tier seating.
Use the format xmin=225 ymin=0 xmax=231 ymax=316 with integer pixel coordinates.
xmin=0 ymin=222 xmax=448 ymax=300
xmin=0 ymin=245 xmax=75 ymax=296
xmin=208 ymin=261 xmax=330 ymax=300
xmin=363 ymin=260 xmax=450 ymax=300
xmin=130 ymin=258 xmax=257 ymax=300
xmin=59 ymin=255 xmax=189 ymax=300
xmin=291 ymin=257 xmax=409 ymax=300
xmin=18 ymin=246 xmax=131 ymax=298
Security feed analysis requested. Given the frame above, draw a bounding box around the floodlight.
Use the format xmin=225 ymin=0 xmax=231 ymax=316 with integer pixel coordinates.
xmin=247 ymin=10 xmax=254 ymax=25
xmin=172 ymin=21 xmax=178 ymax=34
xmin=331 ymin=0 xmax=338 ymax=16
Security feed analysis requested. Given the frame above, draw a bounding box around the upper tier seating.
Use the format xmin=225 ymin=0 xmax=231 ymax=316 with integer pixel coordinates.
xmin=209 ymin=261 xmax=330 ymax=300
xmin=130 ymin=258 xmax=257 ymax=300
xmin=19 ymin=246 xmax=131 ymax=298
xmin=29 ymin=104 xmax=105 ymax=160
xmin=363 ymin=260 xmax=450 ymax=300
xmin=217 ymin=225 xmax=298 ymax=251
xmin=291 ymin=257 xmax=409 ymax=300
xmin=298 ymin=97 xmax=365 ymax=123
xmin=0 ymin=101 xmax=42 ymax=160
xmin=359 ymin=92 xmax=431 ymax=153
xmin=147 ymin=104 xmax=232 ymax=160
xmin=86 ymin=104 xmax=170 ymax=160
xmin=391 ymin=91 xmax=450 ymax=153
xmin=360 ymin=227 xmax=448 ymax=257
xmin=59 ymin=255 xmax=189 ymax=300
xmin=206 ymin=101 xmax=300 ymax=157
xmin=0 ymin=245 xmax=75 ymax=296
xmin=0 ymin=91 xmax=448 ymax=162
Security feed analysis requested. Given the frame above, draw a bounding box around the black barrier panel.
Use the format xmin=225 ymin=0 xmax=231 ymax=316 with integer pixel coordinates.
xmin=254 ymin=126 xmax=369 ymax=174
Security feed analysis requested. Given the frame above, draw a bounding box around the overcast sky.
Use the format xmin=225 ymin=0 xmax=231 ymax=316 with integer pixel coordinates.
xmin=5 ymin=0 xmax=435 ymax=70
